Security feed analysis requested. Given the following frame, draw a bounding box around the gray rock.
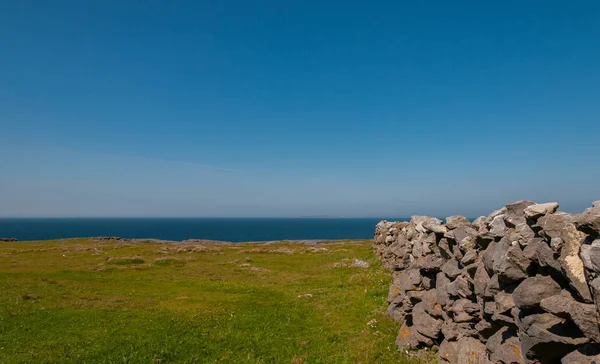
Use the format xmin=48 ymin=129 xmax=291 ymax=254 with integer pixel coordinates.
xmin=536 ymin=239 xmax=562 ymax=274
xmin=486 ymin=326 xmax=516 ymax=354
xmin=414 ymin=253 xmax=446 ymax=272
xmin=418 ymin=216 xmax=447 ymax=234
xmin=538 ymin=213 xmax=592 ymax=302
xmin=484 ymin=274 xmax=501 ymax=299
xmin=442 ymin=320 xmax=478 ymax=341
xmin=461 ymin=250 xmax=478 ymax=266
xmin=591 ymin=277 xmax=600 ymax=315
xmin=438 ymin=238 xmax=454 ymax=259
xmin=448 ymin=275 xmax=473 ymax=299
xmin=510 ymin=223 xmax=536 ymax=245
xmin=524 ymin=202 xmax=559 ymax=219
xmin=412 ymin=302 xmax=442 ymax=339
xmin=490 ymin=216 xmax=508 ymax=237
xmin=456 ymin=336 xmax=491 ymax=364
xmin=513 ymin=275 xmax=562 ymax=310
xmin=543 ymin=293 xmax=600 ymax=342
xmin=446 ymin=215 xmax=471 ymax=230
xmin=504 ymin=200 xmax=535 ymax=227
xmin=493 ymin=240 xmax=530 ymax=283
xmin=442 ymin=259 xmax=462 ymax=279
xmin=495 ymin=291 xmax=516 ymax=314
xmin=454 ymin=225 xmax=478 ymax=244
xmin=451 ymin=299 xmax=479 ymax=322
xmin=490 ymin=207 xmax=508 ymax=220
xmin=580 ymin=243 xmax=600 ymax=273
xmin=472 ymin=216 xmax=488 ymax=230
xmin=562 ymin=344 xmax=600 ymax=364
xmin=487 ymin=327 xmax=524 ymax=364
xmin=439 ymin=339 xmax=459 ymax=363
xmin=474 ymin=262 xmax=491 ymax=298
xmin=482 ymin=241 xmax=499 ymax=274
xmin=436 ymin=272 xmax=452 ymax=307
xmin=396 ymin=321 xmax=434 ymax=348
xmin=351 ymin=259 xmax=371 ymax=268
xmin=577 ymin=214 xmax=600 ymax=236
xmin=394 ymin=269 xmax=422 ymax=291
xmin=517 ymin=312 xmax=590 ymax=362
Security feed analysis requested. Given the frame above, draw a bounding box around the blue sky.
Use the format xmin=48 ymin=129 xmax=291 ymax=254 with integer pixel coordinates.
xmin=1 ymin=1 xmax=599 ymax=217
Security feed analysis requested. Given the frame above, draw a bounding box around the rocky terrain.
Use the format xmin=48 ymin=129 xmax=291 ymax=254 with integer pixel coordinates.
xmin=374 ymin=200 xmax=600 ymax=363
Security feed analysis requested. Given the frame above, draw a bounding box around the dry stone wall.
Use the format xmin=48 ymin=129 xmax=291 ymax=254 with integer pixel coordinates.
xmin=374 ymin=200 xmax=600 ymax=364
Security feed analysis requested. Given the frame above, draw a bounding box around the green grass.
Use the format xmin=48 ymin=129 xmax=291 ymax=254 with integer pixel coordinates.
xmin=0 ymin=239 xmax=426 ymax=363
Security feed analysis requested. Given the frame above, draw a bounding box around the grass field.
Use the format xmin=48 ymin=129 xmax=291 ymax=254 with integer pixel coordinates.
xmin=0 ymin=239 xmax=426 ymax=363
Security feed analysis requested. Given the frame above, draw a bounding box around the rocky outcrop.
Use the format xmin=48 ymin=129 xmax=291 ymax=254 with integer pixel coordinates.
xmin=0 ymin=238 xmax=17 ymax=242
xmin=374 ymin=200 xmax=600 ymax=364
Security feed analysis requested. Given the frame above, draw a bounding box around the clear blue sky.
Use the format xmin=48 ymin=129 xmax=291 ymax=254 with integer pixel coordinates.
xmin=1 ymin=1 xmax=599 ymax=217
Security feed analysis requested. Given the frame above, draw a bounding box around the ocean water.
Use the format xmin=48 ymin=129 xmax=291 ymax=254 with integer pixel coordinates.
xmin=0 ymin=218 xmax=408 ymax=242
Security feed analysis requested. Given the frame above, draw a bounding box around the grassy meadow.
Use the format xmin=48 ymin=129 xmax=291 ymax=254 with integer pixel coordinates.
xmin=0 ymin=239 xmax=426 ymax=363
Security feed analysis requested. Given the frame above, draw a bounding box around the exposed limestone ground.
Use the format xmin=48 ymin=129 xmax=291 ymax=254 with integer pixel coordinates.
xmin=374 ymin=200 xmax=600 ymax=364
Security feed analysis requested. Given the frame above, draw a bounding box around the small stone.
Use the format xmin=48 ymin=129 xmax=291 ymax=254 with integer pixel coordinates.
xmin=351 ymin=259 xmax=371 ymax=268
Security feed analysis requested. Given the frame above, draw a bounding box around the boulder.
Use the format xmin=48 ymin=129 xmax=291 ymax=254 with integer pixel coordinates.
xmin=513 ymin=276 xmax=561 ymax=310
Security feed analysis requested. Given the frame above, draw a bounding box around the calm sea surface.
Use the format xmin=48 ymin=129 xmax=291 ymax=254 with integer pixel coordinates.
xmin=0 ymin=218 xmax=409 ymax=242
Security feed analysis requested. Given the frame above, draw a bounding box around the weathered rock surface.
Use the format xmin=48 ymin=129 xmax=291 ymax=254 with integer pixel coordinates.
xmin=374 ymin=200 xmax=600 ymax=364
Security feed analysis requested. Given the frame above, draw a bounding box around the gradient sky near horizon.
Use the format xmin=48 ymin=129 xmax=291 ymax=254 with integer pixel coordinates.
xmin=1 ymin=1 xmax=599 ymax=218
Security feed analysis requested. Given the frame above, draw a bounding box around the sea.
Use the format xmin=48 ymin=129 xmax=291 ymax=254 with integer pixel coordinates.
xmin=0 ymin=218 xmax=409 ymax=242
